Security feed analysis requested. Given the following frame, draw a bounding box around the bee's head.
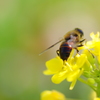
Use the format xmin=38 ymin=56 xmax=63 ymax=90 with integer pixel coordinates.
xmin=75 ymin=28 xmax=84 ymax=37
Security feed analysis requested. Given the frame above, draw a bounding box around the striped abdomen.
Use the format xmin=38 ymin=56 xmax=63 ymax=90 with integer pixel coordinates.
xmin=59 ymin=42 xmax=72 ymax=61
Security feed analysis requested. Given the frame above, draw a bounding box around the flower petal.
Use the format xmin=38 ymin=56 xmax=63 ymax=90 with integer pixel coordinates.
xmin=69 ymin=80 xmax=77 ymax=90
xmin=76 ymin=54 xmax=87 ymax=67
xmin=46 ymin=57 xmax=63 ymax=72
xmin=67 ymin=69 xmax=80 ymax=82
xmin=90 ymin=32 xmax=96 ymax=40
xmin=72 ymin=54 xmax=87 ymax=70
xmin=51 ymin=70 xmax=68 ymax=84
xmin=41 ymin=90 xmax=66 ymax=100
xmin=43 ymin=69 xmax=57 ymax=75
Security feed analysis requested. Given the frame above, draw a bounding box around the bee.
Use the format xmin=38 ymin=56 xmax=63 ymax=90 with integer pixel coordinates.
xmin=39 ymin=28 xmax=85 ymax=61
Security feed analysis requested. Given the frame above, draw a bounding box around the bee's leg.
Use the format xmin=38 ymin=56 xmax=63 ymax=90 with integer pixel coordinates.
xmin=74 ymin=48 xmax=79 ymax=54
xmin=63 ymin=60 xmax=67 ymax=66
xmin=78 ymin=44 xmax=94 ymax=58
xmin=77 ymin=44 xmax=84 ymax=47
xmin=56 ymin=50 xmax=60 ymax=56
xmin=79 ymin=39 xmax=86 ymax=43
xmin=74 ymin=48 xmax=80 ymax=57
xmin=87 ymin=49 xmax=94 ymax=58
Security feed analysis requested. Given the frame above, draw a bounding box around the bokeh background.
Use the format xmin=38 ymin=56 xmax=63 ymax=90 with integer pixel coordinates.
xmin=0 ymin=0 xmax=100 ymax=100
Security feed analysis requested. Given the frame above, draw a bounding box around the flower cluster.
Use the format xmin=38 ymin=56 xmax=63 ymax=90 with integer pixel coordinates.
xmin=40 ymin=90 xmax=100 ymax=100
xmin=43 ymin=32 xmax=100 ymax=97
xmin=43 ymin=54 xmax=87 ymax=90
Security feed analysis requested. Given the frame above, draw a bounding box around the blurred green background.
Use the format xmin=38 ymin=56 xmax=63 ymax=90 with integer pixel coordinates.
xmin=0 ymin=0 xmax=99 ymax=100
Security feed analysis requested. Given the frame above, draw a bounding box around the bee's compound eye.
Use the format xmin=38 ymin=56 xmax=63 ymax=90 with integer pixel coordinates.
xmin=75 ymin=28 xmax=84 ymax=37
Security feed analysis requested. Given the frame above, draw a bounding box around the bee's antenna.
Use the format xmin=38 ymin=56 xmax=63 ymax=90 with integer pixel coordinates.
xmin=39 ymin=39 xmax=64 ymax=56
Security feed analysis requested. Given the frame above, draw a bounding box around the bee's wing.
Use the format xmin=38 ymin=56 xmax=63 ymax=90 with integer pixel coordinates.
xmin=39 ymin=39 xmax=64 ymax=55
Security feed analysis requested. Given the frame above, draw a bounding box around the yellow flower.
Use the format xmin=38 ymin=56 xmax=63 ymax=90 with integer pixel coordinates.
xmin=86 ymin=32 xmax=100 ymax=48
xmin=41 ymin=90 xmax=66 ymax=100
xmin=90 ymin=90 xmax=100 ymax=100
xmin=42 ymin=32 xmax=100 ymax=97
xmin=44 ymin=53 xmax=87 ymax=90
xmin=86 ymin=32 xmax=100 ymax=63
xmin=94 ymin=98 xmax=100 ymax=100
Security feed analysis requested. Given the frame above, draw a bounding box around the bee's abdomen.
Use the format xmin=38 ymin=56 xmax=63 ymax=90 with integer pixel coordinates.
xmin=59 ymin=42 xmax=72 ymax=61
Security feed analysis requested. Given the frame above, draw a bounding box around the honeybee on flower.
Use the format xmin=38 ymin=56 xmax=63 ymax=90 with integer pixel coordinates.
xmin=40 ymin=28 xmax=85 ymax=63
xmin=41 ymin=31 xmax=100 ymax=100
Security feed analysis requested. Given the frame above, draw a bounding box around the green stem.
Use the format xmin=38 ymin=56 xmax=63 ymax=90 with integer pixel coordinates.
xmin=78 ymin=78 xmax=96 ymax=92
xmin=96 ymin=82 xmax=100 ymax=97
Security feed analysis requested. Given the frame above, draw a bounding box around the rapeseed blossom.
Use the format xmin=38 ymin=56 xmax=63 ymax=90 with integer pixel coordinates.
xmin=41 ymin=90 xmax=100 ymax=100
xmin=43 ymin=32 xmax=100 ymax=97
xmin=44 ymin=54 xmax=87 ymax=90
xmin=41 ymin=90 xmax=66 ymax=100
xmin=94 ymin=98 xmax=100 ymax=100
